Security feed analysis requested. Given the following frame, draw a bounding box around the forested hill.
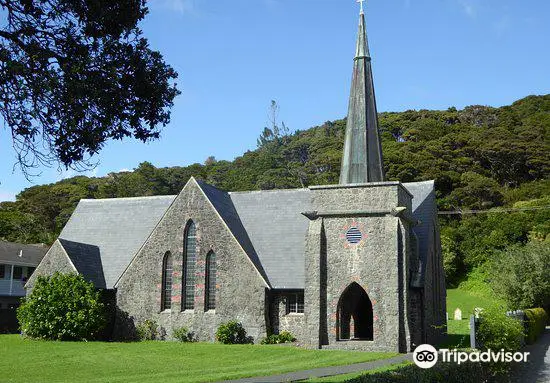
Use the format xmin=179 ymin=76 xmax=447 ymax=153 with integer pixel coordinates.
xmin=1 ymin=94 xmax=549 ymax=246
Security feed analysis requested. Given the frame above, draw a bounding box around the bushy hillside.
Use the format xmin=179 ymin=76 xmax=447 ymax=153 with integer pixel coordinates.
xmin=1 ymin=94 xmax=549 ymax=286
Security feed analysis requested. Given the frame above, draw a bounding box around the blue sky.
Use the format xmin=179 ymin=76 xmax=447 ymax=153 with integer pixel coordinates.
xmin=1 ymin=0 xmax=549 ymax=201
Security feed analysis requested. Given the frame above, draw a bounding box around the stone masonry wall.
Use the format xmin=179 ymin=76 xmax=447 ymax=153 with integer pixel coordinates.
xmin=115 ymin=179 xmax=269 ymax=342
xmin=304 ymin=183 xmax=413 ymax=352
xmin=268 ymin=291 xmax=305 ymax=341
xmin=25 ymin=240 xmax=77 ymax=293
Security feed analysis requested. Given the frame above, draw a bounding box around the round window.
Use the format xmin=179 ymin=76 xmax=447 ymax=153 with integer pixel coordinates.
xmin=345 ymin=227 xmax=363 ymax=244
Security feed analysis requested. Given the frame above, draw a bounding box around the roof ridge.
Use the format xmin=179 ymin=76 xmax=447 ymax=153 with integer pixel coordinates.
xmin=229 ymin=188 xmax=309 ymax=195
xmin=80 ymin=195 xmax=177 ymax=202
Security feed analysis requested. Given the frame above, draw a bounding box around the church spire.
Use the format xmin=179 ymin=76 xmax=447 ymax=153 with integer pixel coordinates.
xmin=339 ymin=2 xmax=385 ymax=184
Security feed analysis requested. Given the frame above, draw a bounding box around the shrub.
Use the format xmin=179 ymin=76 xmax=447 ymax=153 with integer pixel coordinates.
xmin=17 ymin=272 xmax=106 ymax=340
xmin=524 ymin=308 xmax=549 ymax=344
xmin=490 ymin=241 xmax=550 ymax=309
xmin=173 ymin=326 xmax=192 ymax=342
xmin=136 ymin=319 xmax=159 ymax=341
xmin=260 ymin=331 xmax=296 ymax=345
xmin=346 ymin=361 xmax=503 ymax=383
xmin=215 ymin=321 xmax=253 ymax=344
xmin=477 ymin=306 xmax=524 ymax=352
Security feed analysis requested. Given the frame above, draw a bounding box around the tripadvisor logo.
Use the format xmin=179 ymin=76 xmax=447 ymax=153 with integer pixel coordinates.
xmin=413 ymin=344 xmax=530 ymax=369
xmin=413 ymin=344 xmax=438 ymax=369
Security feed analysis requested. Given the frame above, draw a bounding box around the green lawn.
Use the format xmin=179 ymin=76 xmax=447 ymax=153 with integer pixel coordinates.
xmin=443 ymin=284 xmax=506 ymax=349
xmin=0 ymin=335 xmax=396 ymax=383
xmin=440 ymin=319 xmax=471 ymax=349
xmin=446 ymin=288 xmax=502 ymax=318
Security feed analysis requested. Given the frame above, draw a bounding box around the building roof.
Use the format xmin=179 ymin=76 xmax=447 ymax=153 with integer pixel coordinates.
xmin=43 ymin=178 xmax=436 ymax=291
xmin=0 ymin=241 xmax=48 ymax=266
xmin=229 ymin=188 xmax=311 ymax=289
xmin=403 ymin=180 xmax=438 ymax=285
xmin=58 ymin=195 xmax=176 ymax=288
xmin=58 ymin=239 xmax=106 ymax=288
xmin=196 ymin=180 xmax=271 ymax=286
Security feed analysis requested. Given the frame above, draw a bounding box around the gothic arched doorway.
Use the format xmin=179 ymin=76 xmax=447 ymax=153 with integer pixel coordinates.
xmin=337 ymin=282 xmax=373 ymax=340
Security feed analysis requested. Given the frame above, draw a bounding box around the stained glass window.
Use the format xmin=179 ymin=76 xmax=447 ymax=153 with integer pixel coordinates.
xmin=183 ymin=221 xmax=196 ymax=310
xmin=205 ymin=251 xmax=216 ymax=311
xmin=161 ymin=252 xmax=172 ymax=311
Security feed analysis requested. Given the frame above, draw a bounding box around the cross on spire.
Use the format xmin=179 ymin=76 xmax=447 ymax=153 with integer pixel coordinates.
xmin=357 ymin=0 xmax=365 ymax=14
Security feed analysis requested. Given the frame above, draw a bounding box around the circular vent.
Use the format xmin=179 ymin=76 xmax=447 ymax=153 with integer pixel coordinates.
xmin=345 ymin=227 xmax=363 ymax=244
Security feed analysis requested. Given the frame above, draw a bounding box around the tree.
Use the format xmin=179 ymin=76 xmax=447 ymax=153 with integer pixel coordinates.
xmin=256 ymin=100 xmax=290 ymax=148
xmin=0 ymin=0 xmax=179 ymax=175
xmin=18 ymin=272 xmax=106 ymax=340
xmin=490 ymin=241 xmax=550 ymax=309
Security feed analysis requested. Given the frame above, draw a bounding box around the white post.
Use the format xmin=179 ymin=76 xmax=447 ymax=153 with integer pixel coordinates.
xmin=8 ymin=264 xmax=14 ymax=295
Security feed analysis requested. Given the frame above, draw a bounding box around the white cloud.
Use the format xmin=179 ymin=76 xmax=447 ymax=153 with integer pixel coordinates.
xmin=493 ymin=15 xmax=510 ymax=36
xmin=458 ymin=0 xmax=476 ymax=18
xmin=56 ymin=167 xmax=98 ymax=181
xmin=149 ymin=0 xmax=196 ymax=15
xmin=264 ymin=0 xmax=280 ymax=10
xmin=0 ymin=190 xmax=16 ymax=202
xmin=57 ymin=169 xmax=76 ymax=181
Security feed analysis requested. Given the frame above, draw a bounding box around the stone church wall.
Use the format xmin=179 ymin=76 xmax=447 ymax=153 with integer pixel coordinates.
xmin=268 ymin=291 xmax=306 ymax=341
xmin=423 ymin=222 xmax=447 ymax=345
xmin=304 ymin=183 xmax=414 ymax=352
xmin=25 ymin=240 xmax=77 ymax=293
xmin=115 ymin=179 xmax=269 ymax=342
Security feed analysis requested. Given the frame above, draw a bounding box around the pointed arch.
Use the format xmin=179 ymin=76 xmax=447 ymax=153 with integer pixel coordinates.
xmin=336 ymin=282 xmax=373 ymax=340
xmin=182 ymin=220 xmax=197 ymax=310
xmin=161 ymin=252 xmax=173 ymax=311
xmin=205 ymin=250 xmax=217 ymax=311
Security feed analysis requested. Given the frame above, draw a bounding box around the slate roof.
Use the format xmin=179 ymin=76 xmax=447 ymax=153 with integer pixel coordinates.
xmin=44 ymin=179 xmax=436 ymax=291
xmin=58 ymin=239 xmax=106 ymax=288
xmin=58 ymin=195 xmax=176 ymax=288
xmin=229 ymin=188 xmax=311 ymax=289
xmin=0 ymin=241 xmax=48 ymax=266
xmin=403 ymin=180 xmax=438 ymax=285
xmin=196 ymin=180 xmax=271 ymax=286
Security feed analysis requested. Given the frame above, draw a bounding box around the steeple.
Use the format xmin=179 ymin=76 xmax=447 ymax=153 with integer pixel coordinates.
xmin=339 ymin=2 xmax=385 ymax=184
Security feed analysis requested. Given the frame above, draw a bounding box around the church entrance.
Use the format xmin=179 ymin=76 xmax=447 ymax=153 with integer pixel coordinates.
xmin=337 ymin=282 xmax=373 ymax=341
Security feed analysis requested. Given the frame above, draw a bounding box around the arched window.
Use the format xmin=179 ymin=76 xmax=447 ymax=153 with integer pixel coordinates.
xmin=182 ymin=221 xmax=196 ymax=310
xmin=161 ymin=252 xmax=173 ymax=311
xmin=205 ymin=251 xmax=217 ymax=311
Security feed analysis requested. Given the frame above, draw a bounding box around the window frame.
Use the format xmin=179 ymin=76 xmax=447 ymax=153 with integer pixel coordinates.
xmin=182 ymin=220 xmax=197 ymax=311
xmin=161 ymin=252 xmax=173 ymax=312
xmin=285 ymin=291 xmax=304 ymax=314
xmin=204 ymin=251 xmax=216 ymax=311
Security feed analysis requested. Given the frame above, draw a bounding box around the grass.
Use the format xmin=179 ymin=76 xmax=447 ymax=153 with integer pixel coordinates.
xmin=440 ymin=319 xmax=471 ymax=349
xmin=0 ymin=335 xmax=396 ymax=383
xmin=446 ymin=288 xmax=499 ymax=319
xmin=443 ymin=271 xmax=505 ymax=349
xmin=305 ymin=361 xmax=412 ymax=382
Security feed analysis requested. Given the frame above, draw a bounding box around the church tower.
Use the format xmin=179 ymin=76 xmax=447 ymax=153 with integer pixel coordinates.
xmin=339 ymin=3 xmax=385 ymax=184
xmin=303 ymin=2 xmax=421 ymax=353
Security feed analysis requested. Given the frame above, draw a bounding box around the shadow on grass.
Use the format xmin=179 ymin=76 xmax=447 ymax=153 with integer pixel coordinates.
xmin=439 ymin=333 xmax=470 ymax=349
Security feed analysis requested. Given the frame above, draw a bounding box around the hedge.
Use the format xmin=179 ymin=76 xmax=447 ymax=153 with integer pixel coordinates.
xmin=524 ymin=308 xmax=549 ymax=344
xmin=346 ymin=361 xmax=506 ymax=383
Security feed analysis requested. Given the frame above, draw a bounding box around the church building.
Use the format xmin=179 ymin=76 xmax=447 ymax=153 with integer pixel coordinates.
xmin=27 ymin=5 xmax=446 ymax=352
